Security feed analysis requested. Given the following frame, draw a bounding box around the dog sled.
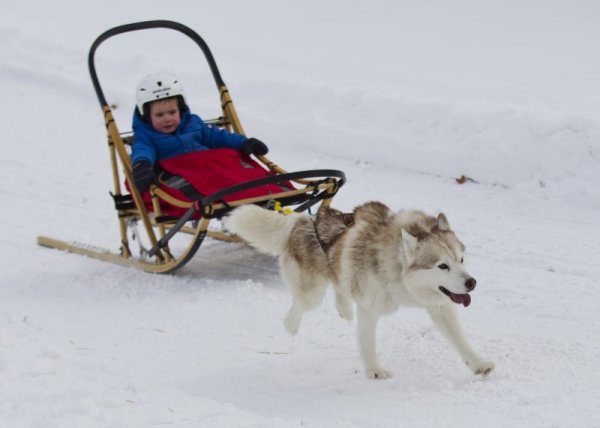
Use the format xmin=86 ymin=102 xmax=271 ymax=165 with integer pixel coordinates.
xmin=37 ymin=20 xmax=345 ymax=274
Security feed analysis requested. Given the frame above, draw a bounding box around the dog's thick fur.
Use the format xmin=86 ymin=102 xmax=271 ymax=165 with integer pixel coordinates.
xmin=226 ymin=202 xmax=495 ymax=379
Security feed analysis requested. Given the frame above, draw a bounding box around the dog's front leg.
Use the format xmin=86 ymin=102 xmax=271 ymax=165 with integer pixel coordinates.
xmin=426 ymin=305 xmax=495 ymax=376
xmin=357 ymin=306 xmax=392 ymax=379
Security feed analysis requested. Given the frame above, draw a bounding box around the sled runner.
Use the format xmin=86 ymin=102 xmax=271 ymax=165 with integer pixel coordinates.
xmin=37 ymin=20 xmax=345 ymax=273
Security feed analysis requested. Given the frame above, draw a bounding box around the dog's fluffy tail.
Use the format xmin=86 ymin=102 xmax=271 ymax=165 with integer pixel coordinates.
xmin=225 ymin=205 xmax=302 ymax=256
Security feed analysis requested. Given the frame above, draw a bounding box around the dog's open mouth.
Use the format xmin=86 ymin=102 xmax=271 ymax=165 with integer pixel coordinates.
xmin=439 ymin=286 xmax=471 ymax=307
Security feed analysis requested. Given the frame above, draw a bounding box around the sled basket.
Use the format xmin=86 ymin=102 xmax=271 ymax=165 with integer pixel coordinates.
xmin=37 ymin=20 xmax=345 ymax=274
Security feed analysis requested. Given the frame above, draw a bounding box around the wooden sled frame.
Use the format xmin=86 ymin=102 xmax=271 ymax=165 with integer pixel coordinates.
xmin=37 ymin=20 xmax=345 ymax=274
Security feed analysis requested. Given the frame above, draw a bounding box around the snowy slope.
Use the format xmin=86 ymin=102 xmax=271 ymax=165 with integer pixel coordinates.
xmin=1 ymin=1 xmax=600 ymax=427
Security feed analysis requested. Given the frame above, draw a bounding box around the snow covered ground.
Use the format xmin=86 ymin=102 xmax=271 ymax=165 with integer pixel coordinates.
xmin=1 ymin=1 xmax=600 ymax=427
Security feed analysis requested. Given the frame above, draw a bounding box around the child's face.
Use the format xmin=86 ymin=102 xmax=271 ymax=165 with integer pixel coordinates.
xmin=149 ymin=98 xmax=180 ymax=134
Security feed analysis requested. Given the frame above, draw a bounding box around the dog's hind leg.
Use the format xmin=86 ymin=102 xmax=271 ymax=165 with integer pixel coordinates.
xmin=280 ymin=257 xmax=328 ymax=335
xmin=357 ymin=306 xmax=392 ymax=379
xmin=283 ymin=279 xmax=328 ymax=335
xmin=331 ymin=280 xmax=353 ymax=320
xmin=426 ymin=305 xmax=495 ymax=376
xmin=283 ymin=301 xmax=304 ymax=335
xmin=334 ymin=289 xmax=354 ymax=321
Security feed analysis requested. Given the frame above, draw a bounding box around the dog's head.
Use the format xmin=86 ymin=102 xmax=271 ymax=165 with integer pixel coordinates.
xmin=400 ymin=212 xmax=476 ymax=307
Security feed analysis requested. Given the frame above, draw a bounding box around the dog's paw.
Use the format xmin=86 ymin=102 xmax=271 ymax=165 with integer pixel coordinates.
xmin=468 ymin=359 xmax=495 ymax=376
xmin=283 ymin=315 xmax=300 ymax=336
xmin=365 ymin=366 xmax=393 ymax=380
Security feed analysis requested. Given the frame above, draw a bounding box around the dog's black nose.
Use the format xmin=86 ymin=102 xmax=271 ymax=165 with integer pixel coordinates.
xmin=465 ymin=277 xmax=477 ymax=291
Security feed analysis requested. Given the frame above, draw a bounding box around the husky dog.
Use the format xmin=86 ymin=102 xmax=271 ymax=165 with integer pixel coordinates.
xmin=226 ymin=202 xmax=495 ymax=379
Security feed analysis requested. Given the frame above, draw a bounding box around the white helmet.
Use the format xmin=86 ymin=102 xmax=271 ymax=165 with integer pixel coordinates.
xmin=135 ymin=72 xmax=186 ymax=115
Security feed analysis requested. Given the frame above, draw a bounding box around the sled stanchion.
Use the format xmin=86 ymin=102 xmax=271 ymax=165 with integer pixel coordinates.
xmin=107 ymin=134 xmax=132 ymax=258
xmin=220 ymin=86 xmax=245 ymax=135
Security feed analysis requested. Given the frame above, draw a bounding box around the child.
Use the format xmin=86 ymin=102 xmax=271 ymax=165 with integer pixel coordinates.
xmin=131 ymin=72 xmax=268 ymax=191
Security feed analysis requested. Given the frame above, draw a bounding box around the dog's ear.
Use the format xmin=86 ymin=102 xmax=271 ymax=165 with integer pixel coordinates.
xmin=436 ymin=213 xmax=450 ymax=231
xmin=401 ymin=229 xmax=418 ymax=258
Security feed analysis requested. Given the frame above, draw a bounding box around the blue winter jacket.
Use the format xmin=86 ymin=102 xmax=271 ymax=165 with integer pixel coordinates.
xmin=131 ymin=108 xmax=247 ymax=166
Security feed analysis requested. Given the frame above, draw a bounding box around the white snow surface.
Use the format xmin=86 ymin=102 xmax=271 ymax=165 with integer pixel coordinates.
xmin=2 ymin=1 xmax=600 ymax=427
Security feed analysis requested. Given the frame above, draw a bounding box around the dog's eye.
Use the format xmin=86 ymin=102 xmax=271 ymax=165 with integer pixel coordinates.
xmin=438 ymin=263 xmax=450 ymax=271
xmin=460 ymin=257 xmax=464 ymax=263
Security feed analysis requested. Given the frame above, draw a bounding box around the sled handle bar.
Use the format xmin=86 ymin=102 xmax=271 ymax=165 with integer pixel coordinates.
xmin=88 ymin=20 xmax=225 ymax=108
xmin=147 ymin=169 xmax=346 ymax=258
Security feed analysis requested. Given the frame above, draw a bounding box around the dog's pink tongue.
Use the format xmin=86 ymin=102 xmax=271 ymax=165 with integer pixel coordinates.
xmin=451 ymin=293 xmax=471 ymax=307
xmin=461 ymin=294 xmax=471 ymax=307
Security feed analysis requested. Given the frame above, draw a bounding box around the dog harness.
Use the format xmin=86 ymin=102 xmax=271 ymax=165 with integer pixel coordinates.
xmin=315 ymin=211 xmax=355 ymax=253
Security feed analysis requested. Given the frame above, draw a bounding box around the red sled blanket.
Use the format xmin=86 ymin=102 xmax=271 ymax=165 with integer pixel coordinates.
xmin=137 ymin=148 xmax=294 ymax=218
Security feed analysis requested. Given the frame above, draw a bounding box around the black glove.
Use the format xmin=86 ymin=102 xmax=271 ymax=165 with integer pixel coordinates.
xmin=241 ymin=138 xmax=269 ymax=156
xmin=132 ymin=160 xmax=155 ymax=192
